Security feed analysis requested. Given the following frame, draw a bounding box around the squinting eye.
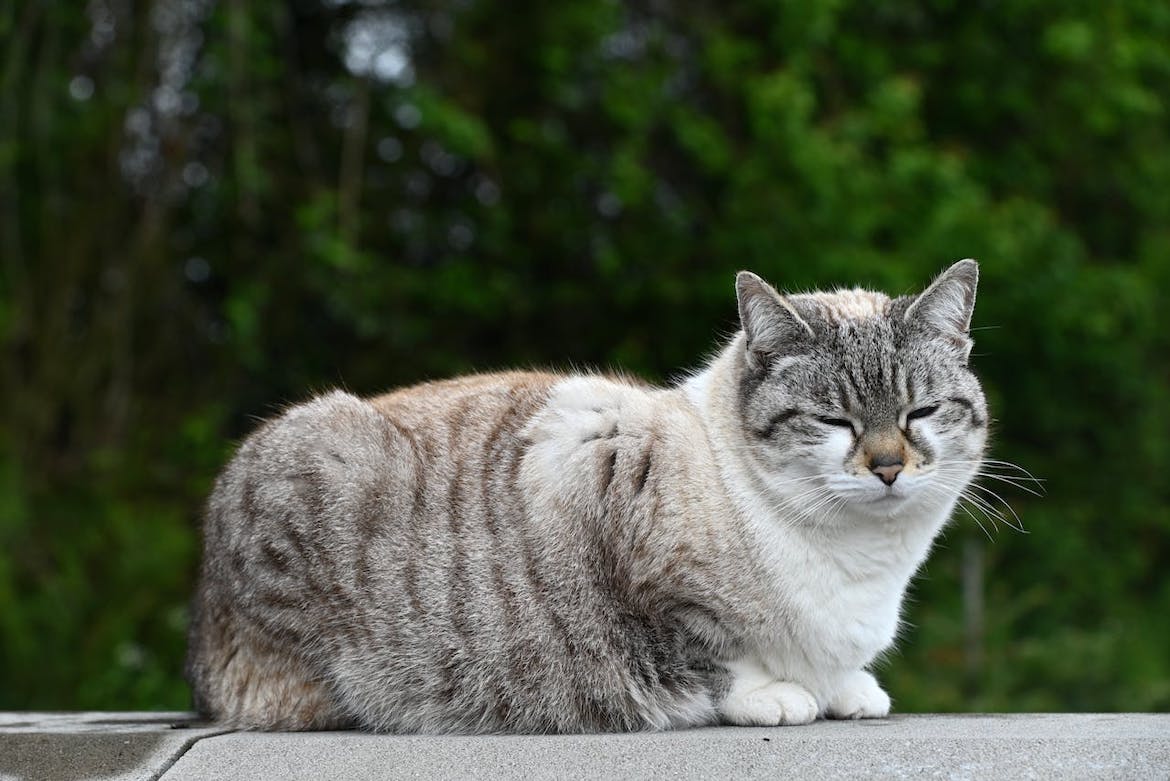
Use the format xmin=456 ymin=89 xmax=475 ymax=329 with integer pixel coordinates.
xmin=816 ymin=416 xmax=855 ymax=429
xmin=906 ymin=405 xmax=940 ymax=421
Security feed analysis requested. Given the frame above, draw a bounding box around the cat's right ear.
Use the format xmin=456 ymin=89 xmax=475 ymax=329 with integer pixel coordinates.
xmin=736 ymin=271 xmax=815 ymax=372
xmin=905 ymin=259 xmax=979 ymax=362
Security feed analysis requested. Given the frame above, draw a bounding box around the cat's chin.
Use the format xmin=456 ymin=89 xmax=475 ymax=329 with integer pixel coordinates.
xmin=870 ymin=491 xmax=908 ymax=505
xmin=852 ymin=491 xmax=909 ymax=514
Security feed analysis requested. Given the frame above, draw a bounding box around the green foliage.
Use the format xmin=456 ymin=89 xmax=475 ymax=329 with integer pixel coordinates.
xmin=1 ymin=0 xmax=1167 ymax=712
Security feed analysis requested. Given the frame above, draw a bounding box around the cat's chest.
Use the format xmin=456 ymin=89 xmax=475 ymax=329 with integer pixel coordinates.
xmin=798 ymin=567 xmax=901 ymax=654
xmin=762 ymin=535 xmax=913 ymax=667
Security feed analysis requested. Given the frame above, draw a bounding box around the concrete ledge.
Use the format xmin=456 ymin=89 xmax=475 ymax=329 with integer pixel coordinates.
xmin=2 ymin=713 xmax=1168 ymax=780
xmin=0 ymin=712 xmax=227 ymax=781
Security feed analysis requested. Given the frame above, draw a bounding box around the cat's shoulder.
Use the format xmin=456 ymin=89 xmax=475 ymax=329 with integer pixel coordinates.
xmin=527 ymin=371 xmax=697 ymax=447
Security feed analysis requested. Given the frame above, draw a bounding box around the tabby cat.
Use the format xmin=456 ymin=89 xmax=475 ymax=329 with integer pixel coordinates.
xmin=186 ymin=260 xmax=988 ymax=733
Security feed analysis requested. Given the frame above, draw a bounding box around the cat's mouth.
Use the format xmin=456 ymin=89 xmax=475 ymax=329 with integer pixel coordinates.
xmin=822 ymin=475 xmax=911 ymax=504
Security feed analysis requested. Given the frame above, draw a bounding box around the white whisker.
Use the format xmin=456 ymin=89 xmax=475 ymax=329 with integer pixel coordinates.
xmin=965 ymin=483 xmax=1028 ymax=533
xmin=972 ymin=471 xmax=1045 ymax=497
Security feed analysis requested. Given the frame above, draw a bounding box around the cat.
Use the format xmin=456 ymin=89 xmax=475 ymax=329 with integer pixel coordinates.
xmin=186 ymin=260 xmax=988 ymax=733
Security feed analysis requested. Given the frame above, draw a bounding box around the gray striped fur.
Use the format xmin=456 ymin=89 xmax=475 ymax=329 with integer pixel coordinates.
xmin=187 ymin=262 xmax=988 ymax=733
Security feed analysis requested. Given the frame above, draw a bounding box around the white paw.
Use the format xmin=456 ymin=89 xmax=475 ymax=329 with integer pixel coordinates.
xmin=825 ymin=670 xmax=891 ymax=720
xmin=721 ymin=680 xmax=819 ymax=727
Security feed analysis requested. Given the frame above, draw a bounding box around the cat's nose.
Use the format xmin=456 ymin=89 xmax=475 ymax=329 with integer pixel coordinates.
xmin=869 ymin=455 xmax=904 ymax=485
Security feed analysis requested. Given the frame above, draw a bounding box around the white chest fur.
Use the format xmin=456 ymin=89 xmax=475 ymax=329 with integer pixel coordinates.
xmin=762 ymin=521 xmax=919 ymax=668
xmin=684 ymin=356 xmax=953 ymax=687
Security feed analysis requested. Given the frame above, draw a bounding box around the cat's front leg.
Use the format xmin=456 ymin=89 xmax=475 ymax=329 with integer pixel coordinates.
xmin=823 ymin=669 xmax=891 ymax=720
xmin=717 ymin=659 xmax=819 ymax=726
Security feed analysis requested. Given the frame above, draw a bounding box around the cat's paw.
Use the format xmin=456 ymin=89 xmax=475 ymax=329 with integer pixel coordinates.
xmin=824 ymin=670 xmax=891 ymax=720
xmin=720 ymin=680 xmax=819 ymax=727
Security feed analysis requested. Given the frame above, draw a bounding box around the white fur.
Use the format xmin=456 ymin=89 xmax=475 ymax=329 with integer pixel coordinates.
xmin=684 ymin=346 xmax=973 ymax=722
xmin=719 ymin=658 xmax=819 ymax=725
xmin=825 ymin=669 xmax=891 ymax=719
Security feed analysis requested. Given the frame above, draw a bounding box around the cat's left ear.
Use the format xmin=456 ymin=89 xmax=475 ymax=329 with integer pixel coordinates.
xmin=905 ymin=259 xmax=979 ymax=361
xmin=736 ymin=271 xmax=816 ymax=372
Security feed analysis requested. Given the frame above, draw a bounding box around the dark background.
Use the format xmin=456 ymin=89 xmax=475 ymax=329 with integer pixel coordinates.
xmin=2 ymin=0 xmax=1168 ymax=712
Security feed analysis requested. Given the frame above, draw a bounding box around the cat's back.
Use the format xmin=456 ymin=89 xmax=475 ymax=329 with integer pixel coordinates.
xmin=369 ymin=370 xmax=561 ymax=429
xmin=192 ymin=370 xmax=570 ymax=604
xmin=187 ymin=369 xmax=720 ymax=732
xmin=198 ymin=367 xmax=662 ymax=574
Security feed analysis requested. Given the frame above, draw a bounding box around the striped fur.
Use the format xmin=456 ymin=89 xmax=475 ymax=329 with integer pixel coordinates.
xmin=187 ymin=262 xmax=988 ymax=733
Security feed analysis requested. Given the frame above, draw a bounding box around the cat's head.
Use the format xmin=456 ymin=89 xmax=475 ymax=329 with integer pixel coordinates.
xmin=733 ymin=260 xmax=988 ymax=523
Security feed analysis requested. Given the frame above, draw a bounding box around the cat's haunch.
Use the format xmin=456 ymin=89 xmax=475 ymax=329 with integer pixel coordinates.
xmin=186 ymin=261 xmax=988 ymax=733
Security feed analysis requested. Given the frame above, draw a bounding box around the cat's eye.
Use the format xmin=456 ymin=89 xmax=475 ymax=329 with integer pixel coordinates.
xmin=816 ymin=416 xmax=855 ymax=430
xmin=906 ymin=405 xmax=940 ymax=422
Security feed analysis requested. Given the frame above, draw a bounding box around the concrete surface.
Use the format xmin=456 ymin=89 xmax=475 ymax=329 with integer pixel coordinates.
xmin=2 ymin=713 xmax=1168 ymax=780
xmin=0 ymin=712 xmax=227 ymax=781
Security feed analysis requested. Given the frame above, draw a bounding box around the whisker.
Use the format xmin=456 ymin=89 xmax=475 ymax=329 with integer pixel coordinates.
xmin=961 ymin=489 xmax=1027 ymax=534
xmin=798 ymin=490 xmax=839 ymax=522
xmin=820 ymin=495 xmax=850 ymax=529
xmin=957 ymin=500 xmax=995 ymax=541
xmin=966 ymin=483 xmax=1029 ymax=533
xmin=776 ymin=483 xmax=831 ymax=509
xmin=960 ymin=494 xmax=1003 ymax=534
xmin=945 ymin=459 xmax=1046 ymax=487
xmin=972 ymin=471 xmax=1045 ymax=497
xmin=919 ymin=482 xmax=995 ymax=540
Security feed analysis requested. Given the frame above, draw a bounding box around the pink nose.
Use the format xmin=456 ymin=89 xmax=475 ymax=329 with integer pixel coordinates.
xmin=869 ymin=457 xmax=904 ymax=486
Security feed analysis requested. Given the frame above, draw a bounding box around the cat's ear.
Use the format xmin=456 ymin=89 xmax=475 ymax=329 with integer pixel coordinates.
xmin=736 ymin=271 xmax=816 ymax=372
xmin=905 ymin=259 xmax=979 ymax=361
